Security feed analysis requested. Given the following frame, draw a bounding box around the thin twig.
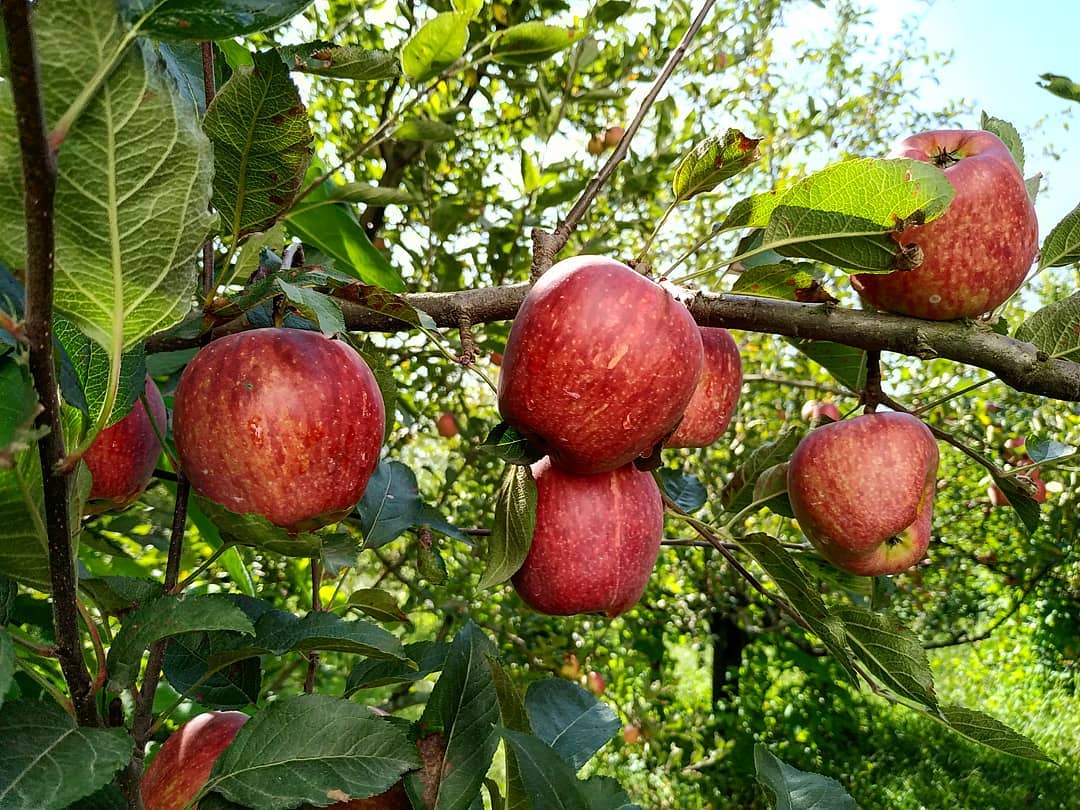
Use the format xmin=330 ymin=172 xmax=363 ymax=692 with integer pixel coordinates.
xmin=305 ymin=559 xmax=322 ymax=694
xmin=2 ymin=0 xmax=99 ymax=728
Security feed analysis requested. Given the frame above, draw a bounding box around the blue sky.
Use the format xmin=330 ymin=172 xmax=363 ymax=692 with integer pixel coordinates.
xmin=869 ymin=0 xmax=1079 ymax=239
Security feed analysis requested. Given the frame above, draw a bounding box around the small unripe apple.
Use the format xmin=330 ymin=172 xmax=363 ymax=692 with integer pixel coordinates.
xmin=787 ymin=411 xmax=939 ymax=576
xmin=142 ymin=711 xmax=248 ymax=810
xmin=586 ymin=671 xmax=607 ymax=695
xmin=559 ymin=653 xmax=581 ymax=680
xmin=666 ymin=327 xmax=742 ymax=448
xmin=436 ymin=412 xmax=458 ymax=438
xmin=173 ymin=328 xmax=384 ymax=533
xmin=84 ymin=375 xmax=167 ymax=513
xmin=800 ymin=399 xmax=841 ymax=423
xmin=498 ymin=255 xmax=703 ymax=474
xmin=604 ymin=126 xmax=625 ymax=147
xmin=851 ymin=130 xmax=1038 ymax=320
xmin=587 ymin=134 xmax=605 ymax=156
xmin=512 ymin=457 xmax=663 ymax=616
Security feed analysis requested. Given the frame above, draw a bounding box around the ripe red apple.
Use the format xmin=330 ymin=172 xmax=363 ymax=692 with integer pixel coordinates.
xmin=586 ymin=671 xmax=607 ymax=695
xmin=84 ymin=375 xmax=167 ymax=513
xmin=851 ymin=130 xmax=1037 ymax=320
xmin=498 ymin=256 xmax=703 ymax=474
xmin=512 ymin=457 xmax=663 ymax=616
xmin=787 ymin=411 xmax=939 ymax=576
xmin=173 ymin=328 xmax=384 ymax=533
xmin=489 ymin=351 xmax=503 ymax=367
xmin=436 ymin=412 xmax=458 ymax=438
xmin=800 ymin=399 xmax=841 ymax=423
xmin=142 ymin=711 xmax=248 ymax=810
xmin=665 ymin=327 xmax=742 ymax=448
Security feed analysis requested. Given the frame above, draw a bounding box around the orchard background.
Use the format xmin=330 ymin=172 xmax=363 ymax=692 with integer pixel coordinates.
xmin=1 ymin=0 xmax=1080 ymax=808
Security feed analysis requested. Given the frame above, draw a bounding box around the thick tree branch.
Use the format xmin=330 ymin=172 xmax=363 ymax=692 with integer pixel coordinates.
xmin=3 ymin=0 xmax=99 ymax=727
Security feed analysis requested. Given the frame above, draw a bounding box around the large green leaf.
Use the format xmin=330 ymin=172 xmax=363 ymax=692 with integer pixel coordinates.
xmin=121 ymin=0 xmax=317 ymax=40
xmin=499 ymin=730 xmax=588 ymax=810
xmin=401 ymin=12 xmax=471 ymax=82
xmin=1038 ymin=202 xmax=1080 ymax=269
xmin=671 ymin=129 xmax=761 ymax=203
xmin=410 ymin=622 xmax=500 ymax=810
xmin=477 ymin=463 xmax=537 ymax=589
xmin=937 ymin=706 xmax=1052 ymax=761
xmin=785 ymin=339 xmax=867 ymax=393
xmin=0 ymin=407 xmax=90 ymax=591
xmin=0 ymin=701 xmax=133 ymax=809
xmin=356 ymin=460 xmax=424 ymax=549
xmin=719 ymin=426 xmax=804 ymax=513
xmin=524 ymin=679 xmax=619 ymax=771
xmin=345 ymin=640 xmax=449 ymax=694
xmin=202 ymin=695 xmax=420 ymax=809
xmin=1015 ymin=292 xmax=1080 ymax=361
xmin=753 ymin=745 xmax=856 ymax=809
xmin=489 ymin=23 xmax=580 ymax=66
xmin=0 ymin=0 xmax=215 ymax=357
xmin=107 ymin=593 xmax=256 ymax=690
xmin=162 ymin=630 xmax=262 ymax=709
xmin=52 ymin=320 xmax=145 ymax=428
xmin=836 ymin=606 xmax=937 ymax=710
xmin=204 ymin=50 xmax=313 ymax=243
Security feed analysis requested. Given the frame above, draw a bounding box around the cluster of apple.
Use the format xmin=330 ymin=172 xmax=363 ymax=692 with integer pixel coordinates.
xmin=85 ymin=328 xmax=387 ymax=534
xmin=586 ymin=125 xmax=625 ymax=156
xmin=496 ymin=255 xmax=743 ymax=616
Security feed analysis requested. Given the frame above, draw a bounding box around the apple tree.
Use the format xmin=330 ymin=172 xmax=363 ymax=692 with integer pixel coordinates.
xmin=1 ymin=0 xmax=1079 ymax=808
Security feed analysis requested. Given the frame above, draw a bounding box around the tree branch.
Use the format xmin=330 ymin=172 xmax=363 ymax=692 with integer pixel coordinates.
xmin=2 ymin=0 xmax=99 ymax=727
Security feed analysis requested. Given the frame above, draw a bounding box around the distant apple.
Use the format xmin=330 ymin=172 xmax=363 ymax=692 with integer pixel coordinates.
xmin=173 ymin=328 xmax=384 ymax=533
xmin=498 ymin=255 xmax=703 ymax=474
xmin=604 ymin=126 xmax=625 ymax=148
xmin=666 ymin=327 xmax=742 ymax=448
xmin=84 ymin=375 xmax=167 ymax=513
xmin=800 ymin=399 xmax=841 ymax=423
xmin=787 ymin=411 xmax=939 ymax=576
xmin=851 ymin=129 xmax=1038 ymax=320
xmin=587 ymin=134 xmax=605 ymax=156
xmin=436 ymin=412 xmax=458 ymax=438
xmin=512 ymin=457 xmax=663 ymax=616
xmin=142 ymin=711 xmax=248 ymax=810
xmin=989 ymin=463 xmax=1046 ymax=506
xmin=489 ymin=351 xmax=503 ymax=367
xmin=586 ymin=671 xmax=607 ymax=695
xmin=560 ymin=653 xmax=581 ymax=680
xmin=622 ymin=724 xmax=642 ymax=744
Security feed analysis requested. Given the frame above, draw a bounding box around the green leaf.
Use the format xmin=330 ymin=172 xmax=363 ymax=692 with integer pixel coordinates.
xmin=286 ymin=168 xmax=405 ymax=291
xmin=490 ymin=659 xmax=531 ymax=809
xmin=418 ymin=542 xmax=449 ymax=584
xmin=525 ymin=679 xmax=619 ymax=771
xmin=356 ymin=460 xmax=424 ymax=549
xmin=836 ymin=606 xmax=937 ymax=709
xmin=328 ymin=183 xmax=419 ymax=207
xmin=275 ymin=280 xmax=346 ymax=335
xmin=937 ymin=705 xmax=1052 ymax=761
xmin=0 ymin=407 xmax=90 ymax=591
xmin=478 ymin=464 xmax=537 ymax=590
xmin=979 ymin=112 xmax=1024 ymax=172
xmin=347 ymin=588 xmax=409 ymax=623
xmin=720 ymin=426 xmax=804 ymax=513
xmin=334 ymin=282 xmax=433 ymax=325
xmin=481 ymin=422 xmax=544 ymax=465
xmin=731 ymin=262 xmax=825 ymax=302
xmin=656 ymin=469 xmax=707 ymax=513
xmin=578 ymin=776 xmax=641 ymax=810
xmin=227 ymin=608 xmax=408 ymax=661
xmin=453 ymin=0 xmax=484 ymax=19
xmin=202 ymin=695 xmax=420 ymax=809
xmin=0 ymin=357 xmax=41 ymax=465
xmin=1015 ymin=292 xmax=1080 ymax=361
xmin=751 ymin=462 xmax=793 ymax=518
xmin=785 ymin=339 xmax=867 ymax=393
xmin=736 ymin=534 xmax=858 ymax=684
xmin=107 ymin=594 xmax=256 ymax=690
xmin=162 ymin=631 xmax=262 ymax=709
xmin=204 ymin=50 xmax=312 ymax=242
xmin=672 ymin=129 xmax=761 ymax=202
xmin=346 ymin=640 xmax=449 ymax=694
xmin=1037 ymin=72 xmax=1080 ymax=103
xmin=412 ymin=622 xmax=500 ymax=810
xmin=747 ymin=158 xmax=954 ymax=272
xmin=52 ymin=321 xmax=146 ymax=428
xmin=121 ymin=0 xmax=316 ymax=40
xmin=1038 ymin=202 xmax=1080 ymax=269
xmin=0 ymin=576 xmax=15 ymax=625
xmin=278 ymin=42 xmax=400 ymax=81
xmin=394 ymin=118 xmax=456 ymax=142
xmin=499 ymin=730 xmax=588 ymax=810
xmin=490 ymin=23 xmax=579 ymax=66
xmin=195 ymin=495 xmax=347 ymax=557
xmin=0 ymin=701 xmax=133 ymax=809
xmin=0 ymin=631 xmax=13 ymax=709
xmin=0 ymin=0 xmax=216 ymax=355
xmin=77 ymin=575 xmax=163 ymax=613
xmin=753 ymin=744 xmax=856 ymax=810
xmin=1026 ymin=437 xmax=1075 ymax=463
xmin=401 ymin=12 xmax=471 ymax=82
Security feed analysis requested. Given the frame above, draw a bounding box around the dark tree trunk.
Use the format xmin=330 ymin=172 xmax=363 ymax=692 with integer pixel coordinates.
xmin=711 ymin=609 xmax=749 ymax=704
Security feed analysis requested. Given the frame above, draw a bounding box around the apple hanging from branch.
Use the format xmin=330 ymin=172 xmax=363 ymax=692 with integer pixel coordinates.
xmin=786 ymin=411 xmax=939 ymax=576
xmin=851 ymin=129 xmax=1038 ymax=320
xmin=141 ymin=711 xmax=248 ymax=810
xmin=665 ymin=327 xmax=742 ymax=448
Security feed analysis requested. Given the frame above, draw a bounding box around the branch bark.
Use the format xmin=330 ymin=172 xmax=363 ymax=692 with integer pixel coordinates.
xmin=2 ymin=0 xmax=99 ymax=727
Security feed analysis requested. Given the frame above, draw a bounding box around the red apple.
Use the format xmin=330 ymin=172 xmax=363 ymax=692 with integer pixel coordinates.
xmin=84 ymin=375 xmax=167 ymax=513
xmin=489 ymin=351 xmax=503 ymax=367
xmin=665 ymin=327 xmax=742 ymax=448
xmin=622 ymin=724 xmax=642 ymax=744
xmin=604 ymin=126 xmax=625 ymax=148
xmin=851 ymin=130 xmax=1037 ymax=320
xmin=787 ymin=411 xmax=939 ymax=576
xmin=586 ymin=671 xmax=607 ymax=695
xmin=315 ymin=783 xmax=410 ymax=809
xmin=173 ymin=328 xmax=384 ymax=533
xmin=512 ymin=457 xmax=663 ymax=616
xmin=800 ymin=399 xmax=841 ymax=423
xmin=142 ymin=711 xmax=248 ymax=810
xmin=436 ymin=412 xmax=458 ymax=438
xmin=498 ymin=256 xmax=703 ymax=474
